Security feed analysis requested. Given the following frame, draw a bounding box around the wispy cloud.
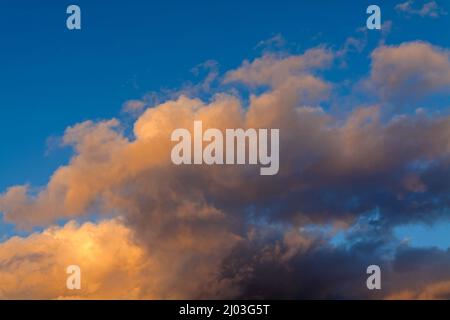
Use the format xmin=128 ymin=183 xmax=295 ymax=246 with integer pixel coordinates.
xmin=395 ymin=0 xmax=447 ymax=18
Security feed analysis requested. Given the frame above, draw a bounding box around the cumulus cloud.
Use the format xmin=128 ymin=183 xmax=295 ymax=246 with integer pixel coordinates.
xmin=223 ymin=228 xmax=450 ymax=299
xmin=3 ymin=217 xmax=450 ymax=299
xmin=365 ymin=42 xmax=450 ymax=102
xmin=224 ymin=47 xmax=332 ymax=91
xmin=395 ymin=1 xmax=447 ymax=18
xmin=1 ymin=43 xmax=450 ymax=299
xmin=0 ymin=218 xmax=244 ymax=299
xmin=0 ymin=219 xmax=146 ymax=299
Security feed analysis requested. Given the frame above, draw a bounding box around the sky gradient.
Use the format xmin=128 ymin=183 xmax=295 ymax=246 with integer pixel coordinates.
xmin=1 ymin=0 xmax=450 ymax=299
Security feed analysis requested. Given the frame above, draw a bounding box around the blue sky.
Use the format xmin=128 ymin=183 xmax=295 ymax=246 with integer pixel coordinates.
xmin=1 ymin=0 xmax=450 ymax=246
xmin=3 ymin=0 xmax=450 ymax=299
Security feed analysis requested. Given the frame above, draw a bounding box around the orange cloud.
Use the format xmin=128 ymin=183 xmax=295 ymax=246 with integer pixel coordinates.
xmin=366 ymin=41 xmax=450 ymax=101
xmin=0 ymin=219 xmax=146 ymax=299
xmin=2 ymin=44 xmax=450 ymax=299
